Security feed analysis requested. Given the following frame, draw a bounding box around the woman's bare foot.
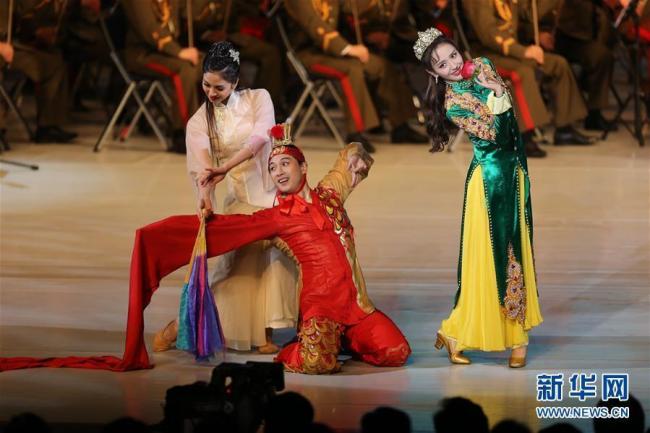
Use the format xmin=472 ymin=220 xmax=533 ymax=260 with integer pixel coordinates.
xmin=257 ymin=327 xmax=280 ymax=354
xmin=153 ymin=319 xmax=178 ymax=352
xmin=257 ymin=342 xmax=280 ymax=354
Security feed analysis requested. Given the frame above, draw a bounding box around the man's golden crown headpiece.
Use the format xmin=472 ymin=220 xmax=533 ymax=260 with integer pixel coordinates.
xmin=268 ymin=121 xmax=305 ymax=165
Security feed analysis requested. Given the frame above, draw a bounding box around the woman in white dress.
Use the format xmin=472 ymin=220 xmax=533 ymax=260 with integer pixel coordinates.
xmin=154 ymin=41 xmax=297 ymax=353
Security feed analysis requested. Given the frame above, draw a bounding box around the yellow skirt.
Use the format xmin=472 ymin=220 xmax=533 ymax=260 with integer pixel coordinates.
xmin=440 ymin=165 xmax=543 ymax=351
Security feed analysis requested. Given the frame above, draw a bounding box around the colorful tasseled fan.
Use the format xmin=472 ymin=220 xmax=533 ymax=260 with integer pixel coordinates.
xmin=176 ymin=217 xmax=225 ymax=361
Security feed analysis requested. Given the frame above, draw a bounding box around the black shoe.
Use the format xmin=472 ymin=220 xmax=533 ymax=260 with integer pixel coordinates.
xmin=35 ymin=126 xmax=77 ymax=143
xmin=0 ymin=129 xmax=8 ymax=150
xmin=553 ymin=126 xmax=595 ymax=146
xmin=168 ymin=129 xmax=186 ymax=154
xmin=50 ymin=126 xmax=78 ymax=141
xmin=584 ymin=111 xmax=618 ymax=132
xmin=346 ymin=132 xmax=376 ymax=153
xmin=390 ymin=123 xmax=428 ymax=144
xmin=367 ymin=124 xmax=387 ymax=135
xmin=525 ymin=139 xmax=547 ymax=158
xmin=72 ymin=98 xmax=92 ymax=113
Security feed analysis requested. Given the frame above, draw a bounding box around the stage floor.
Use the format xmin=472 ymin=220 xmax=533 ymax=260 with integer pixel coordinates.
xmin=1 ymin=129 xmax=649 ymax=432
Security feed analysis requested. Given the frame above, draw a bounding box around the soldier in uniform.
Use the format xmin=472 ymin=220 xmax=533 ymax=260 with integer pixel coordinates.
xmin=342 ymin=0 xmax=430 ymax=124
xmin=553 ymin=0 xmax=616 ymax=131
xmin=187 ymin=0 xmax=285 ymax=114
xmin=0 ymin=0 xmax=77 ymax=143
xmin=463 ymin=0 xmax=594 ymax=158
xmin=62 ymin=0 xmax=107 ymax=61
xmin=123 ymin=0 xmax=202 ymax=153
xmin=58 ymin=0 xmax=111 ymax=110
xmin=63 ymin=1 xmax=109 ymax=68
xmin=342 ymin=0 xmax=417 ymax=60
xmin=411 ymin=0 xmax=453 ymax=34
xmin=285 ymin=0 xmax=427 ymax=152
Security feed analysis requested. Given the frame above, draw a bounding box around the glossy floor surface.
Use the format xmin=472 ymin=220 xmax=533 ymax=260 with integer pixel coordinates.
xmin=1 ymin=128 xmax=649 ymax=432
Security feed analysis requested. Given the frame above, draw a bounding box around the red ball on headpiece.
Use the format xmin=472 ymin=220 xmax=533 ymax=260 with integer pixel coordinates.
xmin=270 ymin=124 xmax=285 ymax=141
xmin=268 ymin=122 xmax=305 ymax=167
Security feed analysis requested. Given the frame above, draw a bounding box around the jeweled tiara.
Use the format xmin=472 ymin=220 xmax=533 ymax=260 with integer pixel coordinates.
xmin=413 ymin=27 xmax=443 ymax=61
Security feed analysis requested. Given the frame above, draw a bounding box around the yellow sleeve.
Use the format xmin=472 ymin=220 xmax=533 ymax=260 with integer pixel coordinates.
xmin=317 ymin=143 xmax=374 ymax=203
xmin=477 ymin=57 xmax=512 ymax=115
xmin=486 ymin=91 xmax=512 ymax=115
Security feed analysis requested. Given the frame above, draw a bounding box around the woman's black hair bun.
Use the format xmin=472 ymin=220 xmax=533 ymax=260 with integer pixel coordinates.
xmin=208 ymin=41 xmax=237 ymax=62
xmin=203 ymin=41 xmax=241 ymax=82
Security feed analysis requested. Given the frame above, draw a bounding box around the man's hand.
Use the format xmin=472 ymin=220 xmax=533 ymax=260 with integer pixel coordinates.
xmin=366 ymin=31 xmax=390 ymax=51
xmin=539 ymin=31 xmax=555 ymax=51
xmin=347 ymin=152 xmax=371 ymax=187
xmin=524 ymin=44 xmax=544 ymax=65
xmin=0 ymin=43 xmax=14 ymax=64
xmin=346 ymin=44 xmax=370 ymax=63
xmin=178 ymin=47 xmax=200 ymax=65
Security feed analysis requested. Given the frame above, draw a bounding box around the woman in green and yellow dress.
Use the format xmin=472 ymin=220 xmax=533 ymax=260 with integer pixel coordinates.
xmin=413 ymin=29 xmax=543 ymax=368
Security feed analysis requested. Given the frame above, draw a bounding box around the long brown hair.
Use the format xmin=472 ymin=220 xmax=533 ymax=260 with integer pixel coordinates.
xmin=420 ymin=37 xmax=463 ymax=153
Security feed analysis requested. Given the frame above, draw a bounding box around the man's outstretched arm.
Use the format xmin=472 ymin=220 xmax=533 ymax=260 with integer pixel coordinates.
xmin=317 ymin=142 xmax=374 ymax=203
xmin=130 ymin=210 xmax=280 ymax=308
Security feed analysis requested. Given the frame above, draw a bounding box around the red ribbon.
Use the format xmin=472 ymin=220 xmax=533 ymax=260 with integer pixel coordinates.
xmin=276 ymin=182 xmax=326 ymax=230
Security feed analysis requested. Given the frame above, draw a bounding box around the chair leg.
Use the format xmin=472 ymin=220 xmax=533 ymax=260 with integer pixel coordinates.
xmin=121 ymin=82 xmax=158 ymax=141
xmin=70 ymin=63 xmax=88 ymax=103
xmin=311 ymin=89 xmax=345 ymax=148
xmin=149 ymin=81 xmax=174 ymax=129
xmin=289 ymin=81 xmax=314 ymax=123
xmin=325 ymin=80 xmax=344 ymax=110
xmin=295 ymin=83 xmax=327 ymax=139
xmin=94 ymin=82 xmax=137 ymax=152
xmin=118 ymin=77 xmax=169 ymax=151
xmin=132 ymin=87 xmax=169 ymax=151
xmin=153 ymin=81 xmax=172 ymax=107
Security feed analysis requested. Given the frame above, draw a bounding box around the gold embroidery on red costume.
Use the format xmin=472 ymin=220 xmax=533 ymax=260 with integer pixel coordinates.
xmin=293 ymin=316 xmax=342 ymax=374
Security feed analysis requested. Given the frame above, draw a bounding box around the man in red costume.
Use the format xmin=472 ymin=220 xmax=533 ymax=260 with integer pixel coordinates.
xmin=0 ymin=125 xmax=410 ymax=373
xmin=143 ymin=125 xmax=410 ymax=373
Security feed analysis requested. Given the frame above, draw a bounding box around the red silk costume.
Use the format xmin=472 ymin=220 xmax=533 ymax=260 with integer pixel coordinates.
xmin=144 ymin=144 xmax=410 ymax=373
xmin=0 ymin=145 xmax=410 ymax=373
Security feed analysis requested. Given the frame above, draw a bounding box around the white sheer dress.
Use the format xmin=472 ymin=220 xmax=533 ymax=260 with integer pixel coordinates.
xmin=186 ymin=89 xmax=298 ymax=350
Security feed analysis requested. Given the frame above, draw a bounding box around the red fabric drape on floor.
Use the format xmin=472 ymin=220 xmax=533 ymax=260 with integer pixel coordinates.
xmin=0 ymin=216 xmax=202 ymax=372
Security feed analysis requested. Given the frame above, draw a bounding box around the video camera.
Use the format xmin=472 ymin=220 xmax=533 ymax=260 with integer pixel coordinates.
xmin=160 ymin=361 xmax=284 ymax=433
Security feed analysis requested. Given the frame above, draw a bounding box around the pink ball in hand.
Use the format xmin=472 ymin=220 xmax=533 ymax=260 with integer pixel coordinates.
xmin=460 ymin=60 xmax=477 ymax=80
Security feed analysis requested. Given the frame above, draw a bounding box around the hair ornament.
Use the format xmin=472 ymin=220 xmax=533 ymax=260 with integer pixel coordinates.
xmin=413 ymin=27 xmax=443 ymax=60
xmin=228 ymin=48 xmax=240 ymax=64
